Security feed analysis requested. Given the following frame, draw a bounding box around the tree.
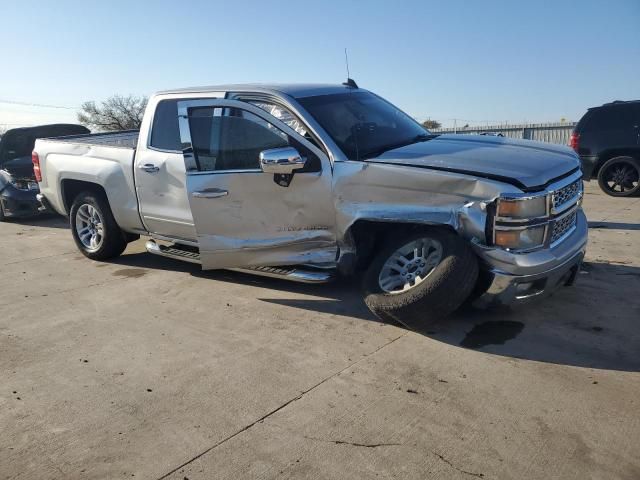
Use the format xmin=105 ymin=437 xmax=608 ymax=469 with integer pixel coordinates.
xmin=77 ymin=94 xmax=148 ymax=131
xmin=421 ymin=119 xmax=441 ymax=130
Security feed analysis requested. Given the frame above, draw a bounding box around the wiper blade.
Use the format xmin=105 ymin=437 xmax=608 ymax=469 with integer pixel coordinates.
xmin=361 ymin=133 xmax=439 ymax=160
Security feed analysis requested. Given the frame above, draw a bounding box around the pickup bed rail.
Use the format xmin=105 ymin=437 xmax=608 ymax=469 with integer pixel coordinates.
xmin=43 ymin=130 xmax=140 ymax=149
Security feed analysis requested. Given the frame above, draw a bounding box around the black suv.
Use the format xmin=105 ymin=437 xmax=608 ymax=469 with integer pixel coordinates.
xmin=571 ymin=100 xmax=640 ymax=197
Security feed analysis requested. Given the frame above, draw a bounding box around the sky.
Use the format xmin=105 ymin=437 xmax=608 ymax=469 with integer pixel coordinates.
xmin=0 ymin=0 xmax=638 ymax=129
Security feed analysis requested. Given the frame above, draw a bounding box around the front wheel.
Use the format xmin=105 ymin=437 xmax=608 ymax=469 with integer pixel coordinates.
xmin=363 ymin=229 xmax=478 ymax=330
xmin=70 ymin=191 xmax=127 ymax=260
xmin=597 ymin=156 xmax=640 ymax=197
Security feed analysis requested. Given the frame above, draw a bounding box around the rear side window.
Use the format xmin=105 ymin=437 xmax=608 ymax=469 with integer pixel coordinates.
xmin=582 ymin=105 xmax=639 ymax=132
xmin=150 ymin=100 xmax=181 ymax=151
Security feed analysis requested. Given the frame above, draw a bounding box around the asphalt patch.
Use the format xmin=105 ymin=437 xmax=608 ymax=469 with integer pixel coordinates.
xmin=460 ymin=321 xmax=524 ymax=349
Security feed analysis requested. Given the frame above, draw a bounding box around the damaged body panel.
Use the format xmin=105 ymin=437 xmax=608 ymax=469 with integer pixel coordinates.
xmin=0 ymin=124 xmax=88 ymax=219
xmin=34 ymin=83 xmax=588 ymax=324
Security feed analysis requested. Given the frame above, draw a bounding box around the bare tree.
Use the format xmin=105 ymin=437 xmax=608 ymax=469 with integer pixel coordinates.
xmin=421 ymin=119 xmax=442 ymax=130
xmin=77 ymin=95 xmax=148 ymax=131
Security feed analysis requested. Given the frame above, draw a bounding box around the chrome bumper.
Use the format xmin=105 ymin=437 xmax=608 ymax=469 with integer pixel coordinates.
xmin=473 ymin=208 xmax=588 ymax=308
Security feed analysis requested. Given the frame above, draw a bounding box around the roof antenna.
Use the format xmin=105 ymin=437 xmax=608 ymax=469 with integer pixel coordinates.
xmin=342 ymin=48 xmax=358 ymax=88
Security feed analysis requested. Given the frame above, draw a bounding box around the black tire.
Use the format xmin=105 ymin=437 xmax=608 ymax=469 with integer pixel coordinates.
xmin=597 ymin=156 xmax=640 ymax=197
xmin=363 ymin=229 xmax=478 ymax=330
xmin=69 ymin=191 xmax=127 ymax=260
xmin=0 ymin=201 xmax=6 ymax=222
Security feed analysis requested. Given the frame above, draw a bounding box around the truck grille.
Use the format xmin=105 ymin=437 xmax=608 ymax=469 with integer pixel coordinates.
xmin=552 ymin=179 xmax=581 ymax=212
xmin=550 ymin=210 xmax=577 ymax=245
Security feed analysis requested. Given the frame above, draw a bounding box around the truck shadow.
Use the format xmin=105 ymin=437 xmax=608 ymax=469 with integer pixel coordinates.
xmin=112 ymin=250 xmax=640 ymax=372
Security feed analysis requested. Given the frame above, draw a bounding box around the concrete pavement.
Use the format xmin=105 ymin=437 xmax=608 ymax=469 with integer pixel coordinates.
xmin=1 ymin=182 xmax=639 ymax=479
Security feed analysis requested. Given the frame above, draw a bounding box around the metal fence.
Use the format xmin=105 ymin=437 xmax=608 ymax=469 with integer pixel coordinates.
xmin=432 ymin=122 xmax=577 ymax=145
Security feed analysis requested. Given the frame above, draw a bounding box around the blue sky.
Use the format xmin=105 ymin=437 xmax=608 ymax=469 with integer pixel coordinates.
xmin=1 ymin=0 xmax=638 ymax=128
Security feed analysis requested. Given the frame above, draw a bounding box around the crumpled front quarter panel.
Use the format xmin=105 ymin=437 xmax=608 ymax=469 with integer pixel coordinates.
xmin=333 ymin=161 xmax=520 ymax=252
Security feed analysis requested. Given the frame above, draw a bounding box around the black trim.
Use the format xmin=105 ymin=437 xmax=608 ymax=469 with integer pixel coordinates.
xmin=366 ymin=160 xmax=580 ymax=192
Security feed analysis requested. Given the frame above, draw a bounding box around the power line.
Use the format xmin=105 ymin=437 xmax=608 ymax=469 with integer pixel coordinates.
xmin=0 ymin=99 xmax=77 ymax=110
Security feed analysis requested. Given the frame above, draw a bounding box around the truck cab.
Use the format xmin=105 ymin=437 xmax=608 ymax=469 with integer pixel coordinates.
xmin=34 ymin=83 xmax=588 ymax=328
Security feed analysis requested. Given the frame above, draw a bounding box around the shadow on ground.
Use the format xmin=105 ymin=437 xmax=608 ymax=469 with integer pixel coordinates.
xmin=110 ymin=250 xmax=640 ymax=373
xmin=5 ymin=214 xmax=68 ymax=229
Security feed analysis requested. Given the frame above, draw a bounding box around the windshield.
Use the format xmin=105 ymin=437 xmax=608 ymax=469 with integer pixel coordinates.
xmin=297 ymin=91 xmax=429 ymax=160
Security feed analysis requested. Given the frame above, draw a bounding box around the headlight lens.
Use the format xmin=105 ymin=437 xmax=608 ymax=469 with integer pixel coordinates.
xmin=494 ymin=225 xmax=546 ymax=250
xmin=10 ymin=178 xmax=39 ymax=191
xmin=497 ymin=196 xmax=546 ymax=219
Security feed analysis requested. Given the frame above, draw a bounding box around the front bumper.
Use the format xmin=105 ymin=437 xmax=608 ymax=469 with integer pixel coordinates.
xmin=0 ymin=185 xmax=42 ymax=218
xmin=473 ymin=208 xmax=588 ymax=308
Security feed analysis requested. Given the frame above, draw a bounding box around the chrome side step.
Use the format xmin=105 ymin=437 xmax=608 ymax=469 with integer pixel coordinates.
xmin=232 ymin=266 xmax=335 ymax=284
xmin=145 ymin=240 xmax=201 ymax=264
xmin=145 ymin=240 xmax=335 ymax=283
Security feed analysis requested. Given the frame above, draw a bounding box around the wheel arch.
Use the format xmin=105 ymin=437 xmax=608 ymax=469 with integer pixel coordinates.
xmin=343 ymin=219 xmax=458 ymax=273
xmin=61 ymin=179 xmax=108 ymax=215
xmin=593 ymin=148 xmax=640 ymax=177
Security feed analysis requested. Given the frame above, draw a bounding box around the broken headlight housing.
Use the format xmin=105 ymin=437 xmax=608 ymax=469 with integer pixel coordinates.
xmin=10 ymin=177 xmax=39 ymax=191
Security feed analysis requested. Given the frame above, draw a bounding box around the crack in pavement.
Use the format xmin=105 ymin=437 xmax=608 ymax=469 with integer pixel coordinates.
xmin=303 ymin=436 xmax=401 ymax=448
xmin=156 ymin=332 xmax=408 ymax=480
xmin=433 ymin=452 xmax=485 ymax=478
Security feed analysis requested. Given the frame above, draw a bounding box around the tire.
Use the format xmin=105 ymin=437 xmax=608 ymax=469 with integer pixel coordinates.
xmin=597 ymin=156 xmax=640 ymax=197
xmin=0 ymin=201 xmax=6 ymax=222
xmin=363 ymin=229 xmax=478 ymax=330
xmin=69 ymin=191 xmax=127 ymax=260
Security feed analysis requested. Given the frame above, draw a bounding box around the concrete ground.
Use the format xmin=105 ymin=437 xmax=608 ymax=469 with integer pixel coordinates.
xmin=1 ymin=182 xmax=639 ymax=480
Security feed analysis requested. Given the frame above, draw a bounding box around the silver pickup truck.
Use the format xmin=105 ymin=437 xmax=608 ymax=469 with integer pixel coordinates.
xmin=33 ymin=83 xmax=587 ymax=328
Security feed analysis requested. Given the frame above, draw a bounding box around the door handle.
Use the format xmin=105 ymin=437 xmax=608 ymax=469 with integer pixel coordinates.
xmin=139 ymin=163 xmax=160 ymax=173
xmin=192 ymin=188 xmax=228 ymax=198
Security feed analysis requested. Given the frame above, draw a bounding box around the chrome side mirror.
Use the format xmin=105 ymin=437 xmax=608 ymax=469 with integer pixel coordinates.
xmin=259 ymin=147 xmax=306 ymax=175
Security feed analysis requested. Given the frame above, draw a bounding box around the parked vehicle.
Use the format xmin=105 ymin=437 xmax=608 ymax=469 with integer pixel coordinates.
xmin=33 ymin=83 xmax=587 ymax=328
xmin=571 ymin=100 xmax=640 ymax=197
xmin=0 ymin=124 xmax=89 ymax=220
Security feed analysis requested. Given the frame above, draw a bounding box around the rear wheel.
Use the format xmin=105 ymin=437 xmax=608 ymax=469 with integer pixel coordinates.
xmin=70 ymin=191 xmax=127 ymax=260
xmin=363 ymin=229 xmax=478 ymax=330
xmin=597 ymin=156 xmax=640 ymax=197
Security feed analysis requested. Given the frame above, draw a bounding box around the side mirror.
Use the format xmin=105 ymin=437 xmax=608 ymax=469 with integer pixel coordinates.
xmin=259 ymin=147 xmax=306 ymax=175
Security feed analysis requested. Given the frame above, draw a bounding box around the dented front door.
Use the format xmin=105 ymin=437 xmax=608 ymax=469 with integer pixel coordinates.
xmin=177 ymin=99 xmax=336 ymax=269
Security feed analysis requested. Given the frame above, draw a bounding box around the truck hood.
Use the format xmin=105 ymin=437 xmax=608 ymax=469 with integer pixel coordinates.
xmin=369 ymin=134 xmax=580 ymax=191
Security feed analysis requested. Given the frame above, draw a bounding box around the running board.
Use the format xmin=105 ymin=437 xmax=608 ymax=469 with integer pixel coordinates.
xmin=145 ymin=240 xmax=201 ymax=264
xmin=232 ymin=266 xmax=335 ymax=284
xmin=145 ymin=241 xmax=335 ymax=283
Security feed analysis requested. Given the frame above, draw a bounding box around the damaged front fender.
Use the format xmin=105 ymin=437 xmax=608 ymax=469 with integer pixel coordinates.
xmin=333 ymin=161 xmax=517 ymax=263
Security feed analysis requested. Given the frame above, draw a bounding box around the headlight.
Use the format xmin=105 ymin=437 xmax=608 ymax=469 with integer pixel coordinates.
xmin=10 ymin=178 xmax=39 ymax=191
xmin=497 ymin=195 xmax=547 ymax=219
xmin=494 ymin=224 xmax=546 ymax=250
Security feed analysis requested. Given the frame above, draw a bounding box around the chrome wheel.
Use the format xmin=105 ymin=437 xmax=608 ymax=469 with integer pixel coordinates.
xmin=378 ymin=237 xmax=443 ymax=294
xmin=75 ymin=204 xmax=104 ymax=252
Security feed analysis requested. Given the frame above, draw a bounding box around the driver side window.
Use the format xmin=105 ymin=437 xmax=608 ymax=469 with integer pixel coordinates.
xmin=188 ymin=107 xmax=289 ymax=171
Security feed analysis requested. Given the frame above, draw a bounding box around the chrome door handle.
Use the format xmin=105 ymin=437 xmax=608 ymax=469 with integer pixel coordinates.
xmin=192 ymin=188 xmax=228 ymax=198
xmin=139 ymin=163 xmax=160 ymax=173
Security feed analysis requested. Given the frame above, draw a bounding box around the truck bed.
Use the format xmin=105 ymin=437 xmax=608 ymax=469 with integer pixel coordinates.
xmin=44 ymin=130 xmax=140 ymax=149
